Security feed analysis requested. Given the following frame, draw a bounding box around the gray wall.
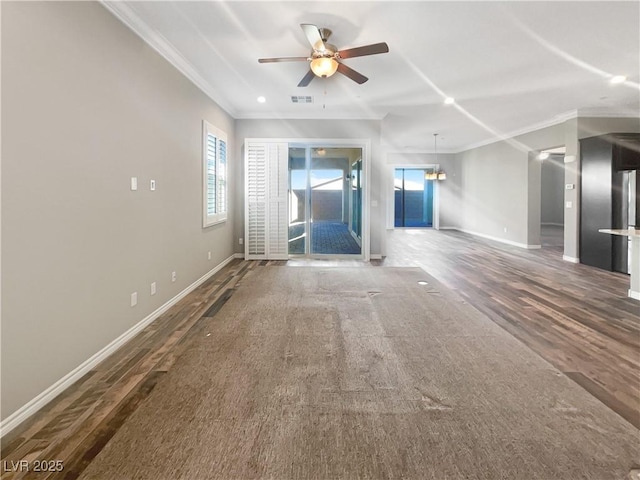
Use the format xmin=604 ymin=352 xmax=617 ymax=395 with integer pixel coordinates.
xmin=235 ymin=119 xmax=383 ymax=255
xmin=455 ymin=123 xmax=566 ymax=247
xmin=541 ymin=155 xmax=565 ymax=225
xmin=1 ymin=2 xmax=236 ymax=420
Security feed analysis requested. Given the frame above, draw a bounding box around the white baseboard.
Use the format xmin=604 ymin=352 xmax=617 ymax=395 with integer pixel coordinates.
xmin=233 ymin=253 xmax=244 ymax=259
xmin=438 ymin=226 xmax=458 ymax=230
xmin=541 ymin=222 xmax=564 ymax=227
xmin=629 ymin=290 xmax=640 ymax=301
xmin=563 ymin=255 xmax=580 ymax=264
xmin=370 ymin=254 xmax=383 ymax=260
xmin=0 ymin=254 xmax=237 ymax=437
xmin=456 ymin=228 xmax=540 ymax=249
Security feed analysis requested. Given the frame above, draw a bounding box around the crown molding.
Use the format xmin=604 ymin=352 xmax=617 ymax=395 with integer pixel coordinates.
xmin=100 ymin=1 xmax=237 ymax=118
xmin=235 ymin=112 xmax=385 ymax=121
xmin=577 ymin=107 xmax=640 ymax=118
xmin=457 ymin=110 xmax=578 ymax=153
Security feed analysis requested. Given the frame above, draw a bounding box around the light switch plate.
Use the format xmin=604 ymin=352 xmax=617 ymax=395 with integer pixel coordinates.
xmin=565 ymin=184 xmax=575 ymax=190
xmin=131 ymin=177 xmax=138 ymax=191
xmin=566 ymin=201 xmax=573 ymax=208
xmin=150 ymin=180 xmax=156 ymax=191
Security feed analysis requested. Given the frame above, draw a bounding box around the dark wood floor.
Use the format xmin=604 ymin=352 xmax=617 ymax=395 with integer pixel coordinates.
xmin=1 ymin=229 xmax=638 ymax=479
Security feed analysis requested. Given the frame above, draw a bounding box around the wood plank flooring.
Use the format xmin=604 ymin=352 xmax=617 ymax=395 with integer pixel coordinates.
xmin=381 ymin=229 xmax=640 ymax=429
xmin=1 ymin=229 xmax=638 ymax=479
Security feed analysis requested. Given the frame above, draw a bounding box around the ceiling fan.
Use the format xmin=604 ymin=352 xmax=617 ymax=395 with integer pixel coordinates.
xmin=258 ymin=24 xmax=389 ymax=87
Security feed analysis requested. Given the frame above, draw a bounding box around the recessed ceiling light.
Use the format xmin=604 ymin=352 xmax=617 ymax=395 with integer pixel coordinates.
xmin=257 ymin=96 xmax=266 ymax=103
xmin=444 ymin=97 xmax=455 ymax=105
xmin=417 ymin=281 xmax=429 ymax=285
xmin=610 ymin=75 xmax=626 ymax=84
xmin=537 ymin=152 xmax=550 ymax=160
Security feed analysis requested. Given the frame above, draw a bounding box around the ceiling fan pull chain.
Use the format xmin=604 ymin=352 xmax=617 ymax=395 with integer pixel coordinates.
xmin=323 ymin=78 xmax=327 ymax=109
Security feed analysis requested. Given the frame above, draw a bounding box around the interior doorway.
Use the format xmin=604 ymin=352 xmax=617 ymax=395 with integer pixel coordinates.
xmin=288 ymin=146 xmax=363 ymax=256
xmin=539 ymin=147 xmax=566 ymax=249
xmin=394 ymin=168 xmax=435 ymax=227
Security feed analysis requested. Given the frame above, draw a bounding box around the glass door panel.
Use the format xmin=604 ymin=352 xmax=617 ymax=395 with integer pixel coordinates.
xmin=350 ymin=158 xmax=362 ymax=243
xmin=288 ymin=146 xmax=363 ymax=256
xmin=288 ymin=147 xmax=307 ymax=254
xmin=394 ymin=168 xmax=434 ymax=228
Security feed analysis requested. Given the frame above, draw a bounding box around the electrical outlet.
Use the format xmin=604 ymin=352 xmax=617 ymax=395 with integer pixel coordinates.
xmin=208 ymin=251 xmax=212 ymax=260
xmin=171 ymin=271 xmax=176 ymax=283
xmin=504 ymin=227 xmax=508 ymax=233
xmin=239 ymin=238 xmax=244 ymax=245
xmin=151 ymin=282 xmax=156 ymax=295
xmin=566 ymin=201 xmax=573 ymax=208
xmin=131 ymin=292 xmax=138 ymax=307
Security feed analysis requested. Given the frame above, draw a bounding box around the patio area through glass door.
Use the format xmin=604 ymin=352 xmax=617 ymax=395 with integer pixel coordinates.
xmin=288 ymin=146 xmax=363 ymax=256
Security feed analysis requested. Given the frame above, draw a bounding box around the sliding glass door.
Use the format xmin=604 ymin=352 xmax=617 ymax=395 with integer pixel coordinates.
xmin=288 ymin=147 xmax=307 ymax=254
xmin=289 ymin=146 xmax=362 ymax=256
xmin=394 ymin=168 xmax=434 ymax=227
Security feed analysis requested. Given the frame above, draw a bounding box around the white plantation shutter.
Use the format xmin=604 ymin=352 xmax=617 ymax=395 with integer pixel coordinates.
xmin=206 ymin=134 xmax=217 ymax=215
xmin=246 ymin=142 xmax=268 ymax=258
xmin=218 ymin=139 xmax=227 ymax=215
xmin=245 ymin=141 xmax=288 ymax=259
xmin=203 ymin=121 xmax=228 ymax=226
xmin=267 ymin=143 xmax=289 ymax=259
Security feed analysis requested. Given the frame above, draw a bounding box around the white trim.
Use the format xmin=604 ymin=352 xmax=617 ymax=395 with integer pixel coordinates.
xmin=629 ymin=290 xmax=640 ymax=301
xmin=457 ymin=228 xmax=541 ymax=249
xmin=100 ymin=2 xmax=236 ymax=117
xmin=233 ymin=253 xmax=245 ymax=259
xmin=438 ymin=226 xmax=458 ymax=230
xmin=541 ymin=222 xmax=564 ymax=227
xmin=0 ymin=255 xmax=237 ymax=437
xmin=236 ymin=112 xmax=385 ymax=121
xmin=563 ymin=255 xmax=580 ymax=263
xmin=244 ymin=138 xmax=371 ymax=261
xmin=370 ymin=254 xmax=383 ymax=260
xmin=387 ymin=163 xmax=441 ymax=230
xmin=202 ymin=121 xmax=228 ymax=227
xmin=577 ymin=108 xmax=640 ymax=118
xmin=459 ymin=110 xmax=578 ymax=153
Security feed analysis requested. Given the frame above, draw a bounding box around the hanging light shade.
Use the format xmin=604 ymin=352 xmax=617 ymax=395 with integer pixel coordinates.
xmin=310 ymin=57 xmax=339 ymax=77
xmin=433 ymin=132 xmax=447 ymax=181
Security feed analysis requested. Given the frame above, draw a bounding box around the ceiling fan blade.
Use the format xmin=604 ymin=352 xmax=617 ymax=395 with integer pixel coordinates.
xmin=300 ymin=24 xmax=326 ymax=51
xmin=258 ymin=57 xmax=308 ymax=63
xmin=338 ymin=42 xmax=389 ymax=59
xmin=336 ymin=63 xmax=368 ymax=84
xmin=297 ymin=69 xmax=316 ymax=87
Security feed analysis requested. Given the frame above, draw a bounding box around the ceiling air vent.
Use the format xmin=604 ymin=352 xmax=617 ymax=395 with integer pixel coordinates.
xmin=291 ymin=96 xmax=314 ymax=104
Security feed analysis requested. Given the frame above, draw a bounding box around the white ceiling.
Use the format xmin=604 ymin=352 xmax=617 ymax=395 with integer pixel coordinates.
xmin=103 ymin=1 xmax=640 ymax=152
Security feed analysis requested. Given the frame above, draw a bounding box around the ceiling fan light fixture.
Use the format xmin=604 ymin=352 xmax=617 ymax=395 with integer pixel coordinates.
xmin=310 ymin=57 xmax=339 ymax=78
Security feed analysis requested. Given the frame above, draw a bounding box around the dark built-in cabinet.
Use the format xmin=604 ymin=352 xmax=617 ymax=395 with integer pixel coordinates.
xmin=580 ymin=133 xmax=640 ymax=273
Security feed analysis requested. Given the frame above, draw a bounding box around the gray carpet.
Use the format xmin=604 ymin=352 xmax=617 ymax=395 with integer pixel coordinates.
xmin=80 ymin=267 xmax=640 ymax=479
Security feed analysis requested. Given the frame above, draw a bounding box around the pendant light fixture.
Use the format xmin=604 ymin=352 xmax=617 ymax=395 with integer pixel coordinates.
xmin=426 ymin=133 xmax=447 ymax=180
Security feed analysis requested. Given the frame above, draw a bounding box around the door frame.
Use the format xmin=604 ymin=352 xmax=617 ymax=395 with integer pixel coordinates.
xmin=388 ymin=164 xmax=441 ymax=230
xmin=247 ymin=137 xmax=371 ymax=261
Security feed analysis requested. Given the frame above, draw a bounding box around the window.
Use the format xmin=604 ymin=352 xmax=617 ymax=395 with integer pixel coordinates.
xmin=203 ymin=121 xmax=228 ymax=227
